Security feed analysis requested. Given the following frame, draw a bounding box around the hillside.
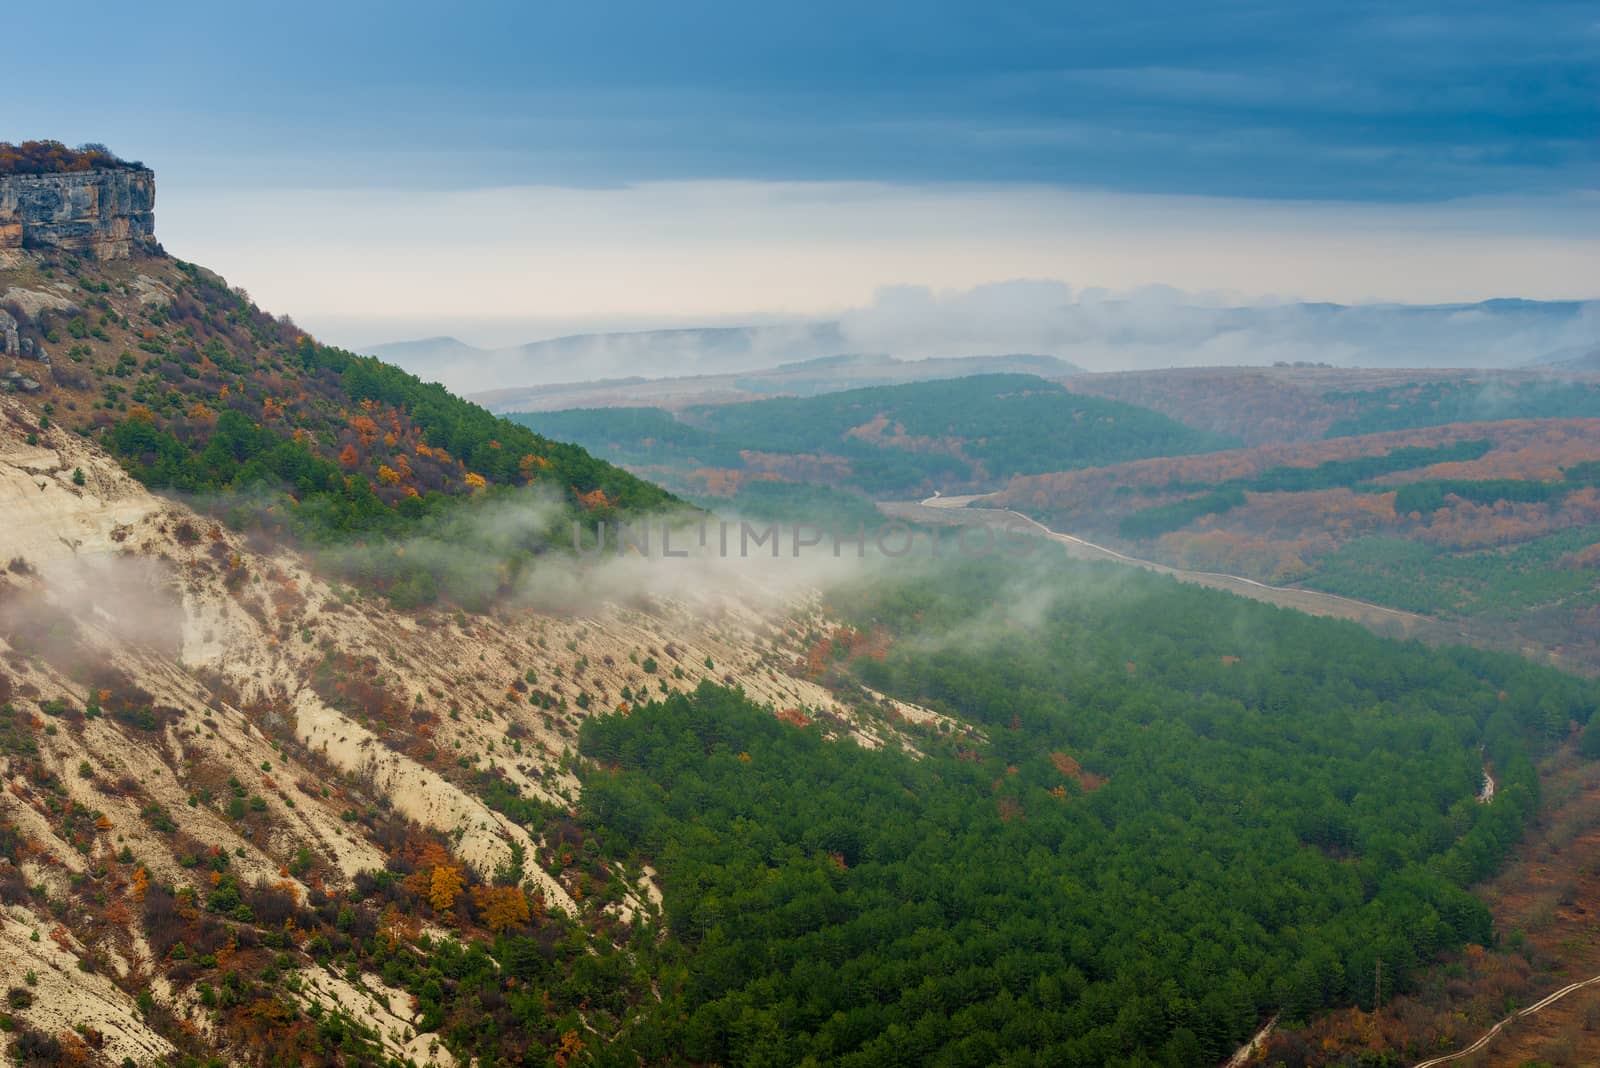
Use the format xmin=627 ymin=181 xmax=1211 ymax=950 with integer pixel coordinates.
xmin=990 ymin=418 xmax=1600 ymax=671
xmin=0 ymin=394 xmax=952 ymax=1066
xmin=0 ymin=248 xmax=675 ymax=608
xmin=9 ymin=401 xmax=1600 ymax=1066
xmin=468 ymin=352 xmax=1081 ymax=414
xmin=512 ymin=373 xmax=1230 ymax=500
xmin=1064 ymin=365 xmax=1600 ymax=446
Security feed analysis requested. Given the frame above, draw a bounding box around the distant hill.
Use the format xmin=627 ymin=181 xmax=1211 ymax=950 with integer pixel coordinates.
xmin=999 ymin=296 xmax=1600 ymax=371
xmin=364 ymin=322 xmax=849 ymax=392
xmin=991 ymin=417 xmax=1600 ymax=670
xmin=361 ymin=334 xmax=489 ymax=369
xmin=511 ymin=372 xmax=1225 ymax=498
xmin=1065 ymin=364 xmax=1600 ymax=445
xmin=368 ymin=296 xmax=1600 ymax=394
xmin=471 ymin=352 xmax=1083 ymax=413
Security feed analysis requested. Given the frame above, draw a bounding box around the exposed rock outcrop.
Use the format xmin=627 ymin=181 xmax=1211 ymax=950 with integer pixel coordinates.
xmin=0 ymin=167 xmax=155 ymax=259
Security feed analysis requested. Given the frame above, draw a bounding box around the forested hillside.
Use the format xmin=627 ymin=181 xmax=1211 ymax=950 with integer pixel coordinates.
xmin=1323 ymin=379 xmax=1600 ymax=437
xmin=0 ymin=401 xmax=928 ymax=1068
xmin=577 ymin=547 xmax=1597 ymax=1066
xmin=993 ymin=418 xmax=1600 ymax=672
xmin=1 ymin=251 xmax=675 ymax=606
xmin=514 ymin=375 xmax=1229 ymax=499
xmin=1063 ymin=366 xmax=1600 ymax=447
xmin=11 ymin=376 xmax=1593 ymax=1066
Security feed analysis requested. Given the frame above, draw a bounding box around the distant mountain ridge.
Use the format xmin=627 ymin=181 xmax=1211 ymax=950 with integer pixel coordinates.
xmin=363 ymin=322 xmax=848 ymax=393
xmin=470 ymin=352 xmax=1084 ymax=413
xmin=365 ymin=296 xmax=1600 ymax=393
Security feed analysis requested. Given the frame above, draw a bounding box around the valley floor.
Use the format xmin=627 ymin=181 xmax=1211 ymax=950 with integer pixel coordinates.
xmin=886 ymin=497 xmax=1594 ymax=677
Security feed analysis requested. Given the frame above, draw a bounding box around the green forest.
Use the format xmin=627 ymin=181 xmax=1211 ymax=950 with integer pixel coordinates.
xmin=108 ymin=336 xmax=673 ymax=532
xmin=88 ymin=276 xmax=680 ymax=609
xmin=1116 ymin=439 xmax=1494 ymax=539
xmin=576 ymin=548 xmax=1597 ymax=1066
xmin=1306 ymin=526 xmax=1600 ymax=617
xmin=1324 ymin=380 xmax=1600 ymax=437
xmin=1392 ymin=477 xmax=1571 ymax=516
xmin=515 ymin=375 xmax=1230 ymax=498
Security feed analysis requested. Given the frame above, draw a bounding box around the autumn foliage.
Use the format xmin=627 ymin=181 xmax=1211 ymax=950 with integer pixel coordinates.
xmin=0 ymin=140 xmax=142 ymax=176
xmin=472 ymin=885 xmax=531 ymax=932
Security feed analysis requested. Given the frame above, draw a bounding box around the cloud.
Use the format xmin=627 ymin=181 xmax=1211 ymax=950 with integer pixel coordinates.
xmin=9 ymin=1 xmax=1596 ymax=203
xmin=836 ymin=279 xmax=1600 ymax=370
xmin=839 ymin=280 xmax=1076 ymax=357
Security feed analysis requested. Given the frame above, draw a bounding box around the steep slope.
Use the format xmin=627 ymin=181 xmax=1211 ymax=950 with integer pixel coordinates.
xmin=0 ymin=397 xmax=943 ymax=1066
xmin=0 ymin=215 xmax=950 ymax=1064
xmin=1 ymin=247 xmax=677 ymax=610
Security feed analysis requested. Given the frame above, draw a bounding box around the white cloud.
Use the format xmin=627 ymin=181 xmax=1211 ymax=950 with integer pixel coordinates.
xmin=837 ymin=279 xmax=1600 ymax=369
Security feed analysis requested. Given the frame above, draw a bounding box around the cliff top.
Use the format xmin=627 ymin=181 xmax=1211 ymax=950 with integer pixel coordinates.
xmin=0 ymin=139 xmax=145 ymax=177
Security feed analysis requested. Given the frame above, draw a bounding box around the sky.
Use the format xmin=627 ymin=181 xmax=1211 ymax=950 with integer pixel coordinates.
xmin=7 ymin=0 xmax=1598 ymax=348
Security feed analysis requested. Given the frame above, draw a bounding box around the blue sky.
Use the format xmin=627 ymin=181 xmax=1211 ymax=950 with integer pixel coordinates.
xmin=8 ymin=1 xmax=1598 ymax=342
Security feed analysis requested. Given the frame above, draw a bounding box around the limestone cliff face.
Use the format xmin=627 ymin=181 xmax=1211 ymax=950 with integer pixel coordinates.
xmin=0 ymin=167 xmax=155 ymax=259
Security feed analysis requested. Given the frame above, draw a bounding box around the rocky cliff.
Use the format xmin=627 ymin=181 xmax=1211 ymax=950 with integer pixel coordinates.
xmin=0 ymin=167 xmax=155 ymax=259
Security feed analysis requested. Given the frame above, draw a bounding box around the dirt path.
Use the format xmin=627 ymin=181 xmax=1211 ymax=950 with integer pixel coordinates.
xmin=884 ymin=497 xmax=1587 ymax=673
xmin=887 ymin=498 xmax=1449 ymax=635
xmin=1223 ymin=1015 xmax=1278 ymax=1068
xmin=1411 ymin=974 xmax=1600 ymax=1067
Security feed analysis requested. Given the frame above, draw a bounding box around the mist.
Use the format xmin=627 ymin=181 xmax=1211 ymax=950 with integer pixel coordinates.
xmin=363 ymin=280 xmax=1600 ymax=396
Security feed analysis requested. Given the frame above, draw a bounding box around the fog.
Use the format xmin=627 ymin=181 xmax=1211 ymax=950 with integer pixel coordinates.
xmin=364 ymin=281 xmax=1600 ymax=395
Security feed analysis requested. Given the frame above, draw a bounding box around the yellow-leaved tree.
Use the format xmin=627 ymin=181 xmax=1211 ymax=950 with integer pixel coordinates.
xmin=429 ymin=863 xmax=465 ymax=912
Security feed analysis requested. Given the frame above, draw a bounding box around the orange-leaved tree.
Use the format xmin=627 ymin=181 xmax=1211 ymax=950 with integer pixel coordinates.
xmin=473 ymin=885 xmax=531 ymax=932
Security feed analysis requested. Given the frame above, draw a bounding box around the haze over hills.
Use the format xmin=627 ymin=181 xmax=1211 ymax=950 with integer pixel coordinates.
xmin=1062 ymin=364 xmax=1600 ymax=445
xmin=470 ymin=352 xmax=1083 ymax=413
xmin=1542 ymin=347 xmax=1600 ymax=372
xmin=367 ymin=293 xmax=1600 ymax=395
xmin=517 ymin=360 xmax=1600 ymax=676
xmin=363 ymin=322 xmax=847 ymax=394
